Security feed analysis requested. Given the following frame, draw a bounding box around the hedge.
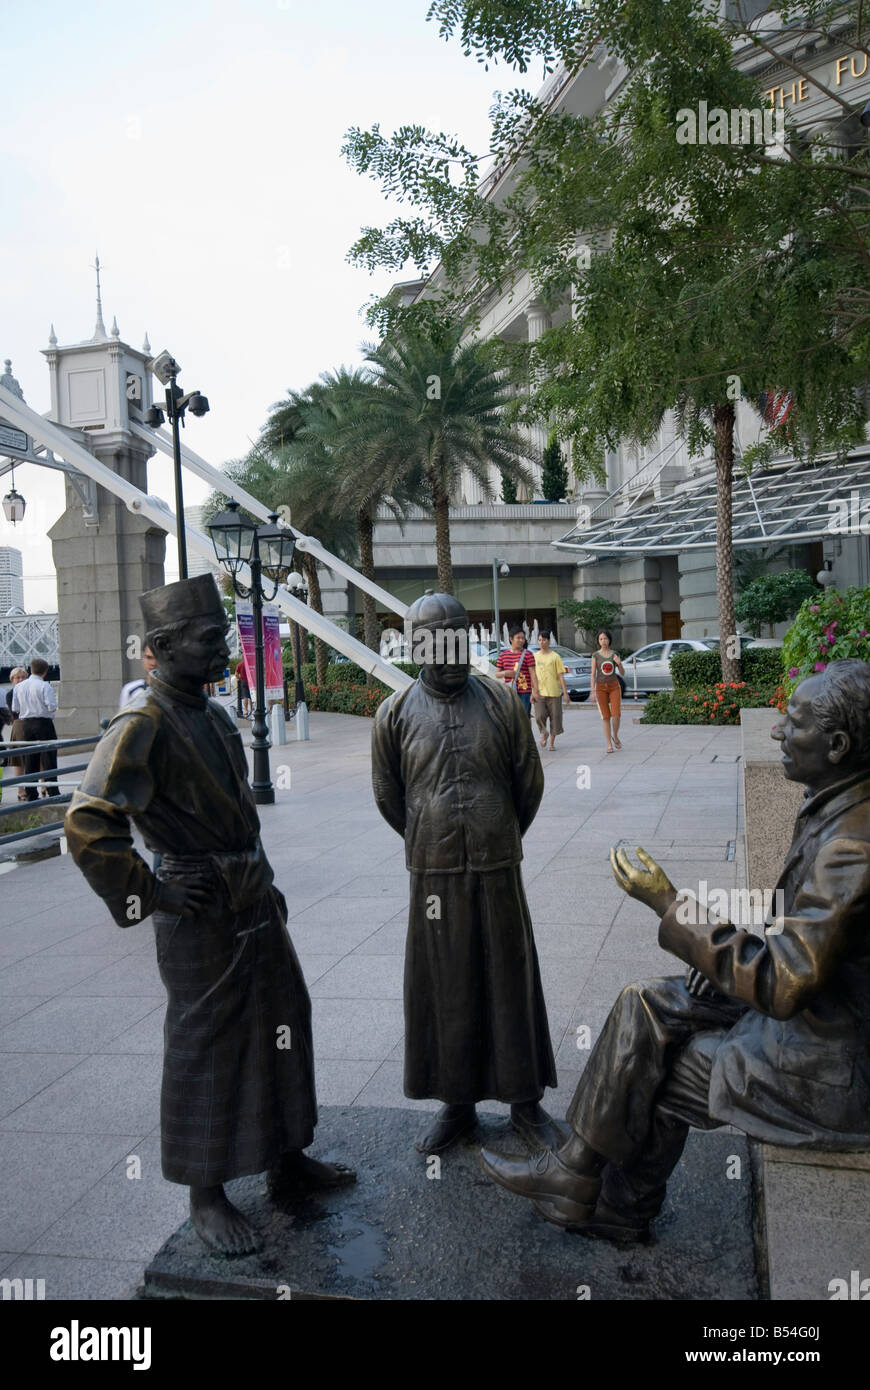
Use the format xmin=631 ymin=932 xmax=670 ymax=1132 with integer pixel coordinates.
xmin=305 ymin=683 xmax=388 ymax=717
xmin=669 ymin=646 xmax=783 ymax=691
xmin=640 ymin=681 xmax=777 ymax=725
xmin=324 ymin=659 xmax=420 ymax=685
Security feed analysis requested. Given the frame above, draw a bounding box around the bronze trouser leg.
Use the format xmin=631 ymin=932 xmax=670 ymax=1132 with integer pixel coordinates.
xmin=567 ymin=977 xmax=746 ymax=1220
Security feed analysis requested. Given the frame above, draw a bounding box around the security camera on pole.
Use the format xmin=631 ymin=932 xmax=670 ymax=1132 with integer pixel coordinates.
xmin=492 ymin=556 xmax=510 ymax=652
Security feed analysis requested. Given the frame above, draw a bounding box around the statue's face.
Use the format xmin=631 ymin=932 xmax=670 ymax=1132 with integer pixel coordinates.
xmin=422 ymin=625 xmax=470 ymax=694
xmin=772 ymin=675 xmax=846 ymax=788
xmin=156 ymin=610 xmax=230 ymax=687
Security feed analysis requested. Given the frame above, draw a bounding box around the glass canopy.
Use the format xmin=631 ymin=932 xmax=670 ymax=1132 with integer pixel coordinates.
xmin=554 ymin=454 xmax=870 ymax=559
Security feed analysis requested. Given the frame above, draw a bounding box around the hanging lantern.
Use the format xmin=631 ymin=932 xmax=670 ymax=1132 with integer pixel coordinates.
xmin=2 ymin=465 xmax=25 ymax=524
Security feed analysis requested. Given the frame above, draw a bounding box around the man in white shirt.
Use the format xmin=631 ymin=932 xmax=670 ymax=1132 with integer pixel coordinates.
xmin=12 ymin=658 xmax=59 ymax=802
xmin=120 ymin=645 xmax=157 ymax=709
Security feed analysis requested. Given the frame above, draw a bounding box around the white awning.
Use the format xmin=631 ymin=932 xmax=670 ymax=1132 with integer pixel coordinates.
xmin=554 ymin=452 xmax=870 ymax=558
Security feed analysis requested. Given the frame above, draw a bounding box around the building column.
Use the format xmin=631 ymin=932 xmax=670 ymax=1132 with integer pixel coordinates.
xmin=524 ymin=300 xmax=551 ymax=500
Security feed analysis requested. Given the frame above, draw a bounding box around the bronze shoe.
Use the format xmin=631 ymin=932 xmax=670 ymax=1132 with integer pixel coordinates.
xmin=415 ymin=1104 xmax=477 ymax=1154
xmin=510 ymin=1107 xmax=572 ymax=1154
xmin=478 ymin=1146 xmax=601 ymax=1225
xmin=581 ymin=1197 xmax=651 ymax=1245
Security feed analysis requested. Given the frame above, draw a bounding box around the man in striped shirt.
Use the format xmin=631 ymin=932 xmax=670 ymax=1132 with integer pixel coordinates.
xmin=496 ymin=626 xmax=539 ymax=715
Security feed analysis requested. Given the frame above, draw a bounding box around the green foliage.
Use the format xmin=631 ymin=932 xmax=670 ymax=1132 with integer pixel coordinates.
xmin=306 ymin=683 xmax=389 ymax=717
xmin=342 ymin=0 xmax=870 ymax=642
xmin=541 ymin=437 xmax=569 ymax=501
xmin=557 ymin=596 xmax=623 ymax=650
xmin=325 ymin=661 xmax=369 ymax=685
xmin=781 ymin=587 xmax=870 ymax=694
xmin=501 ymin=474 xmax=518 ymax=503
xmin=671 ymin=646 xmax=784 ymax=691
xmin=640 ymin=681 xmax=776 ymax=725
xmin=734 ymin=569 xmax=818 ymax=637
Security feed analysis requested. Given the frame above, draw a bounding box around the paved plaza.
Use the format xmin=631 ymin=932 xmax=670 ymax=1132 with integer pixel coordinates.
xmin=0 ymin=703 xmax=747 ymax=1298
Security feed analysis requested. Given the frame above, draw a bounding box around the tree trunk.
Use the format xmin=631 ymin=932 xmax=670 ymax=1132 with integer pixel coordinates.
xmin=358 ymin=504 xmax=381 ymax=688
xmin=713 ymin=402 xmax=741 ymax=685
xmin=302 ymin=552 xmax=329 ymax=684
xmin=358 ymin=506 xmax=380 ymax=651
xmin=431 ymin=477 xmax=454 ymax=594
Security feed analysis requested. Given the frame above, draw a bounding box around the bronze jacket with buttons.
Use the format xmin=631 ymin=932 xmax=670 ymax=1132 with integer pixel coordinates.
xmin=659 ymin=769 xmax=870 ymax=1147
xmin=372 ymin=672 xmax=544 ymax=874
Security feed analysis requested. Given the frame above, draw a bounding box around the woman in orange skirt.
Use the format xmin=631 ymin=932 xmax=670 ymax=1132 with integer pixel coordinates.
xmin=591 ymin=630 xmax=625 ymax=753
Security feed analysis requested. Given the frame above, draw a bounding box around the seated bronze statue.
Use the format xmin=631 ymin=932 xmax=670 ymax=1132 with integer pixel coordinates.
xmin=480 ymin=658 xmax=870 ymax=1243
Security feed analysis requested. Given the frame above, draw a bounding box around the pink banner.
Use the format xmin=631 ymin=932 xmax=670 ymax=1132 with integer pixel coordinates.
xmin=236 ymin=601 xmax=284 ymax=703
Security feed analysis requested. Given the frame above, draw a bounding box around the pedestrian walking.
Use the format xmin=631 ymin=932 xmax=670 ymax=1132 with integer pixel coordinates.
xmin=495 ymin=625 xmax=539 ymax=714
xmin=591 ymin=629 xmax=625 ymax=753
xmin=235 ymin=659 xmax=252 ymax=719
xmin=120 ymin=644 xmax=158 ymax=709
xmin=11 ymin=659 xmax=59 ymax=801
xmin=533 ymin=630 xmax=570 ymax=750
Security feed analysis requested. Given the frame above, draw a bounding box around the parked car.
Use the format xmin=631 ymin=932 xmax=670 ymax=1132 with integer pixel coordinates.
xmin=622 ymin=638 xmax=717 ymax=694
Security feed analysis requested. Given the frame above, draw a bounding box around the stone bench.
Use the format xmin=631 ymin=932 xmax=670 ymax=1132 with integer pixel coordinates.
xmin=741 ymin=709 xmax=870 ymax=1301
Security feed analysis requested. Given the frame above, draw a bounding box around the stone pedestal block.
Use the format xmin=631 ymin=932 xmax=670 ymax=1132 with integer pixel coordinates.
xmin=740 ymin=708 xmax=804 ymax=893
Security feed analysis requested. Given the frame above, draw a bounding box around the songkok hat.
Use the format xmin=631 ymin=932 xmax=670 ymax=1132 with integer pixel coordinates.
xmin=140 ymin=573 xmax=224 ymax=634
xmin=406 ymin=589 xmax=469 ymax=635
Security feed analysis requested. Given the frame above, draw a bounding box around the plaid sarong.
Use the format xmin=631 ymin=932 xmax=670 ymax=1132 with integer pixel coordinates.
xmin=154 ymin=851 xmax=317 ymax=1186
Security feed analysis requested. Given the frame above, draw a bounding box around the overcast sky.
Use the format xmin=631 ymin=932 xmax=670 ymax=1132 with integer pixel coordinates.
xmin=2 ymin=0 xmax=540 ymax=609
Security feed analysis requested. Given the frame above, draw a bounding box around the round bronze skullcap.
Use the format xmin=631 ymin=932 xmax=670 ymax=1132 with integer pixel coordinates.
xmin=406 ymin=590 xmax=469 ymax=634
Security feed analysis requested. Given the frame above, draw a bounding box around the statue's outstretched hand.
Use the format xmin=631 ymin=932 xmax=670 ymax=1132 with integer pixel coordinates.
xmin=610 ymin=846 xmax=678 ymax=919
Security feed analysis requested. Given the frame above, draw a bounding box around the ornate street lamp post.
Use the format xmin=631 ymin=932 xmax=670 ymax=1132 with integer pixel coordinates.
xmin=208 ymin=500 xmax=296 ymax=804
xmin=145 ymin=350 xmax=210 ymax=580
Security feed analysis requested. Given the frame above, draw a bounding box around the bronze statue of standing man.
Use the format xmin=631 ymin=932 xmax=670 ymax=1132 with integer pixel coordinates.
xmin=372 ymin=591 xmax=560 ymax=1153
xmin=66 ymin=575 xmax=354 ymax=1255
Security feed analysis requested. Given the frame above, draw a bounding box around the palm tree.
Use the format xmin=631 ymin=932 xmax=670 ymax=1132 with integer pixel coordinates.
xmin=363 ymin=320 xmax=538 ymax=593
xmin=204 ymin=442 xmax=358 ymax=685
xmin=287 ymin=368 xmax=428 ymax=653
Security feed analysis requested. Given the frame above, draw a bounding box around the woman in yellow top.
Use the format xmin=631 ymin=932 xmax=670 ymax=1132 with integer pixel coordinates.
xmin=533 ymin=630 xmax=570 ymax=751
xmin=590 ymin=629 xmax=625 ymax=754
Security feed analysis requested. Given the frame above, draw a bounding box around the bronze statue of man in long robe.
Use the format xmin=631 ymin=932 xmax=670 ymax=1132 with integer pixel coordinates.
xmin=65 ymin=574 xmax=354 ymax=1255
xmin=371 ymin=591 xmax=560 ymax=1154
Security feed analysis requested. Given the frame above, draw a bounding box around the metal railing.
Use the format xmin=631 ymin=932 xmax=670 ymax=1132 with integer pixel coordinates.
xmin=0 ymin=733 xmax=102 ymax=848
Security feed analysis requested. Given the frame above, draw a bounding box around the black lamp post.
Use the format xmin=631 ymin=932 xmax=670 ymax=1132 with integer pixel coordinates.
xmin=208 ymin=499 xmax=296 ymax=804
xmin=145 ymin=350 xmax=210 ymax=580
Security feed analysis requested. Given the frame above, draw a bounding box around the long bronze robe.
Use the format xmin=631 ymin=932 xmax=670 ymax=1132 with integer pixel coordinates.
xmin=372 ymin=672 xmax=556 ymax=1104
xmin=65 ymin=674 xmax=317 ymax=1185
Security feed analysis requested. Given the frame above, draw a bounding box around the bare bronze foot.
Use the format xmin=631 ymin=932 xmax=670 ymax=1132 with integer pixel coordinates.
xmin=267 ymin=1151 xmax=357 ymax=1199
xmin=415 ymin=1103 xmax=476 ymax=1154
xmin=189 ymin=1184 xmax=261 ymax=1256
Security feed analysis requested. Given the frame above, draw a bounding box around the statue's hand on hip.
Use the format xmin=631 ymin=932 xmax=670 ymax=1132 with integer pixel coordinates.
xmin=610 ymin=845 xmax=678 ymax=919
xmin=686 ymin=966 xmax=714 ymax=998
xmin=156 ymin=875 xmax=211 ymax=918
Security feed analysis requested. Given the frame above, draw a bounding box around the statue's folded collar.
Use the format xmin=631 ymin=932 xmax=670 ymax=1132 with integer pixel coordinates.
xmin=149 ymin=674 xmax=209 ymax=710
xmin=798 ymin=767 xmax=870 ymax=822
